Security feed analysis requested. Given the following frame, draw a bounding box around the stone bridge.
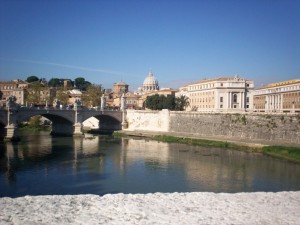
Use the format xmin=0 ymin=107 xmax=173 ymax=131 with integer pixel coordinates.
xmin=0 ymin=107 xmax=126 ymax=141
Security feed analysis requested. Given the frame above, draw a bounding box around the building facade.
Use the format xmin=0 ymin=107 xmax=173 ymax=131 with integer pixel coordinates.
xmin=252 ymin=79 xmax=300 ymax=113
xmin=177 ymin=75 xmax=254 ymax=112
xmin=0 ymin=79 xmax=28 ymax=106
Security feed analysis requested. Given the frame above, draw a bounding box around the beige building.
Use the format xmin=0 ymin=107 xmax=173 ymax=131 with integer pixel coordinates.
xmin=177 ymin=75 xmax=254 ymax=112
xmin=67 ymin=89 xmax=82 ymax=105
xmin=253 ymin=79 xmax=300 ymax=113
xmin=105 ymin=80 xmax=139 ymax=109
xmin=0 ymin=79 xmax=28 ymax=106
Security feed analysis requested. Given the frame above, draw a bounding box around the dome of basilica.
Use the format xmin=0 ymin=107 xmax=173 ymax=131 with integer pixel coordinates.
xmin=142 ymin=71 xmax=159 ymax=91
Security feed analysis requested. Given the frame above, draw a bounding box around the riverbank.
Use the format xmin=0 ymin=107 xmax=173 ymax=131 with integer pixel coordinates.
xmin=0 ymin=192 xmax=299 ymax=225
xmin=115 ymin=130 xmax=300 ymax=163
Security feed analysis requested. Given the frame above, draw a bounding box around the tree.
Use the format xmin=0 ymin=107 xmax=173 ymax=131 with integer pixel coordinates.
xmin=81 ymin=84 xmax=103 ymax=107
xmin=175 ymin=95 xmax=189 ymax=111
xmin=55 ymin=87 xmax=69 ymax=105
xmin=48 ymin=78 xmax=63 ymax=87
xmin=75 ymin=77 xmax=91 ymax=91
xmin=163 ymin=95 xmax=176 ymax=110
xmin=26 ymin=76 xmax=39 ymax=83
xmin=25 ymin=81 xmax=43 ymax=105
xmin=144 ymin=94 xmax=189 ymax=111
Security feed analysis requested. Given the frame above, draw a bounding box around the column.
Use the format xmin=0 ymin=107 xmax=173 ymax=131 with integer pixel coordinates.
xmin=280 ymin=94 xmax=283 ymax=112
xmin=228 ymin=92 xmax=231 ymax=109
xmin=240 ymin=92 xmax=244 ymax=109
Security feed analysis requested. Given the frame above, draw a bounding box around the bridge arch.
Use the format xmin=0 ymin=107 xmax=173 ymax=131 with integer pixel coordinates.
xmin=17 ymin=110 xmax=75 ymax=136
xmin=81 ymin=111 xmax=123 ymax=132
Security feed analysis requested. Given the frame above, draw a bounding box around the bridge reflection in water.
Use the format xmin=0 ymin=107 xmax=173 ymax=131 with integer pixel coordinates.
xmin=2 ymin=132 xmax=300 ymax=197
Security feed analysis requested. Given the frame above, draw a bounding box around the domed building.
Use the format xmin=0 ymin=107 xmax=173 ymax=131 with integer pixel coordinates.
xmin=136 ymin=71 xmax=159 ymax=95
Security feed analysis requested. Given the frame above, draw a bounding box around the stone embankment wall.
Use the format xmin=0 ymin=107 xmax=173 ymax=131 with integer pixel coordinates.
xmin=125 ymin=109 xmax=170 ymax=132
xmin=125 ymin=110 xmax=300 ymax=145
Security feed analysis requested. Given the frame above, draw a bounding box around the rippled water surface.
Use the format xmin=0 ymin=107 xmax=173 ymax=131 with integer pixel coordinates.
xmin=1 ymin=131 xmax=300 ymax=197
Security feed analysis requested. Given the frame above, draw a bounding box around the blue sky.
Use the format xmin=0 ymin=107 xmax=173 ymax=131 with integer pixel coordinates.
xmin=0 ymin=0 xmax=299 ymax=91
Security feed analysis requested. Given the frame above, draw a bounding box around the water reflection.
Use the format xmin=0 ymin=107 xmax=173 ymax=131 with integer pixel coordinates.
xmin=1 ymin=132 xmax=300 ymax=197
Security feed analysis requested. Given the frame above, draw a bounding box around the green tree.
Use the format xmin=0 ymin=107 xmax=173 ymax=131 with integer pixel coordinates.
xmin=163 ymin=95 xmax=176 ymax=110
xmin=175 ymin=95 xmax=189 ymax=111
xmin=28 ymin=115 xmax=42 ymax=128
xmin=56 ymin=87 xmax=69 ymax=105
xmin=48 ymin=78 xmax=63 ymax=87
xmin=26 ymin=75 xmax=39 ymax=83
xmin=74 ymin=77 xmax=91 ymax=91
xmin=81 ymin=84 xmax=103 ymax=107
xmin=144 ymin=94 xmax=189 ymax=111
xmin=25 ymin=81 xmax=43 ymax=105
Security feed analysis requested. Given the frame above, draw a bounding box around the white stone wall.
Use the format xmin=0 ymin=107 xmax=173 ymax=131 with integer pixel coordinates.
xmin=124 ymin=110 xmax=300 ymax=145
xmin=125 ymin=109 xmax=169 ymax=132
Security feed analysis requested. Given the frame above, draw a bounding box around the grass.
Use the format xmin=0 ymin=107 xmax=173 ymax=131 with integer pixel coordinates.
xmin=114 ymin=132 xmax=300 ymax=163
xmin=262 ymin=146 xmax=300 ymax=163
xmin=19 ymin=124 xmax=51 ymax=132
xmin=151 ymin=135 xmax=259 ymax=152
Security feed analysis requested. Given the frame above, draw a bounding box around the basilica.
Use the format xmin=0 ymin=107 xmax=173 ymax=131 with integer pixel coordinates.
xmin=106 ymin=71 xmax=175 ymax=109
xmin=136 ymin=71 xmax=159 ymax=95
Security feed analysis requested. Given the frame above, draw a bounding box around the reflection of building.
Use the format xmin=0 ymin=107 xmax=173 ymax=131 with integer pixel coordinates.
xmin=177 ymin=75 xmax=254 ymax=112
xmin=253 ymin=79 xmax=300 ymax=113
xmin=0 ymin=79 xmax=28 ymax=105
xmin=118 ymin=138 xmax=170 ymax=171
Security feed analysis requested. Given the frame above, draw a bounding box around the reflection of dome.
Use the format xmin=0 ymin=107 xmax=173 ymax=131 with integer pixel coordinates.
xmin=142 ymin=71 xmax=159 ymax=92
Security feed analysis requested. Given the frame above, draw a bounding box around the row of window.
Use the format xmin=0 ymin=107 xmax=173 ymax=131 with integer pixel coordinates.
xmin=126 ymin=100 xmax=137 ymax=104
xmin=0 ymin=85 xmax=16 ymax=90
xmin=190 ymin=97 xmax=214 ymax=103
xmin=189 ymin=83 xmax=215 ymax=91
xmin=254 ymin=85 xmax=300 ymax=95
xmin=190 ymin=91 xmax=214 ymax=96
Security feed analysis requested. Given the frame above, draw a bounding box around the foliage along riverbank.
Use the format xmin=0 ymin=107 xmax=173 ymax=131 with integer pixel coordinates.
xmin=114 ymin=131 xmax=300 ymax=164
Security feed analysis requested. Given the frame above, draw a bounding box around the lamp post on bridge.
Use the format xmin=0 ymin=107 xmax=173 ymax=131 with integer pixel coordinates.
xmin=73 ymin=99 xmax=83 ymax=136
xmin=121 ymin=92 xmax=128 ymax=129
xmin=101 ymin=95 xmax=106 ymax=112
xmin=5 ymin=96 xmax=20 ymax=141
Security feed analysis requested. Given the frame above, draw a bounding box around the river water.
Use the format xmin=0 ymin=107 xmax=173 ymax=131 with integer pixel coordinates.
xmin=1 ymin=131 xmax=300 ymax=197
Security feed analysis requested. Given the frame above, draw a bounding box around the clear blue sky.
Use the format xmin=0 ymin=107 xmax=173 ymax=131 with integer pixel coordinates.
xmin=0 ymin=0 xmax=299 ymax=91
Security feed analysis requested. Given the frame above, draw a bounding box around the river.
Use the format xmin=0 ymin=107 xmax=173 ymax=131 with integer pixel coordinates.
xmin=1 ymin=131 xmax=300 ymax=197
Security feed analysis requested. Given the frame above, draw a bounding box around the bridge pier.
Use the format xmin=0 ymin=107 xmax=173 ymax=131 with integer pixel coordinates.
xmin=5 ymin=124 xmax=20 ymax=142
xmin=122 ymin=111 xmax=128 ymax=129
xmin=73 ymin=123 xmax=83 ymax=136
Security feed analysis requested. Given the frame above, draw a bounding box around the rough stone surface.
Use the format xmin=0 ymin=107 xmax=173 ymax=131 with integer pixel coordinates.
xmin=126 ymin=110 xmax=300 ymax=145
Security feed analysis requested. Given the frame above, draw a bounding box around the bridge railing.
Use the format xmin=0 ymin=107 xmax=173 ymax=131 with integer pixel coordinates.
xmin=16 ymin=105 xmax=121 ymax=112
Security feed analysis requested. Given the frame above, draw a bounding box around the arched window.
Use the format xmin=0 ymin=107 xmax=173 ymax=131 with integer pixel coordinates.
xmin=233 ymin=94 xmax=237 ymax=103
